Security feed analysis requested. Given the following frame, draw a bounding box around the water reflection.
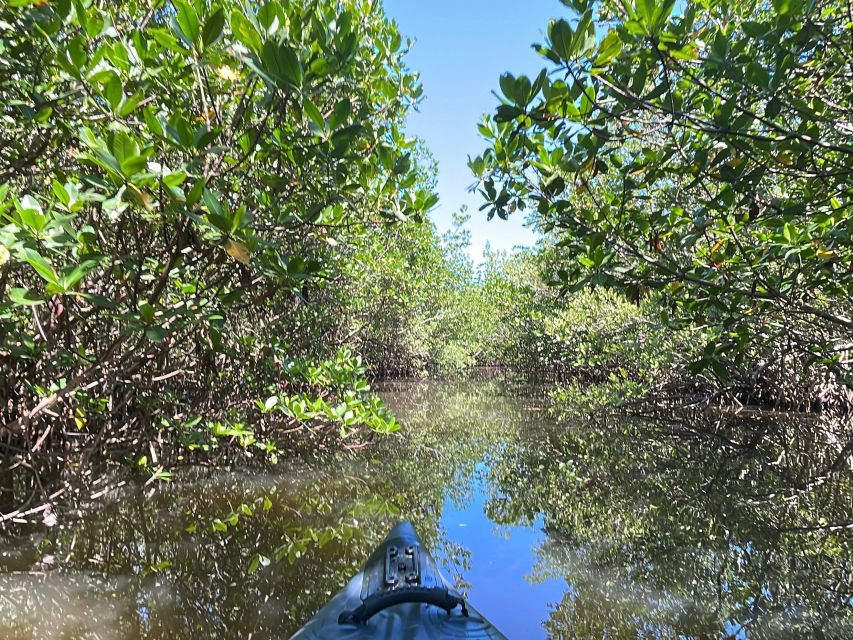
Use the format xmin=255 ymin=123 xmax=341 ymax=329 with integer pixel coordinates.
xmin=487 ymin=410 xmax=853 ymax=638
xmin=0 ymin=379 xmax=545 ymax=639
xmin=1 ymin=380 xmax=852 ymax=638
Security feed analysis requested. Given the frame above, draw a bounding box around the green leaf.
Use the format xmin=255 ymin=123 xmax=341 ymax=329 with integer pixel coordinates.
xmin=742 ymin=21 xmax=770 ymax=38
xmin=104 ymin=74 xmax=123 ymax=111
xmin=66 ymin=35 xmax=88 ymax=71
xmin=594 ymin=31 xmax=622 ymax=67
xmin=261 ymin=40 xmax=303 ymax=89
xmin=247 ymin=553 xmax=270 ymax=575
xmin=172 ymin=0 xmax=201 ymax=48
xmin=330 ymin=98 xmax=352 ymax=130
xmin=330 ymin=124 xmax=363 ymax=147
xmin=148 ymin=560 xmax=171 ymax=572
xmin=230 ymin=206 xmax=247 ymax=234
xmin=549 ymin=19 xmax=574 ymax=60
xmin=150 ymin=28 xmax=188 ymax=54
xmin=668 ymin=42 xmax=698 ymax=61
xmin=746 ymin=62 xmax=770 ymax=89
xmin=230 ymin=10 xmax=263 ymax=52
xmin=258 ymin=2 xmax=284 ymax=30
xmin=61 ymin=257 xmax=102 ymax=290
xmin=162 ymin=171 xmax=188 ymax=188
xmin=9 ymin=288 xmax=45 ymax=306
xmin=631 ymin=63 xmax=649 ymax=95
xmin=139 ymin=300 xmax=156 ymax=323
xmin=52 ymin=181 xmax=71 ymax=206
xmin=143 ymin=107 xmax=165 ymax=137
xmin=499 ymin=73 xmax=516 ymax=104
xmin=23 ymin=249 xmax=59 ymax=285
xmin=186 ymin=178 xmax=206 ymax=206
xmin=637 ymin=0 xmax=675 ymax=34
xmin=17 ymin=195 xmax=47 ymax=231
xmin=513 ymin=75 xmax=532 ymax=107
xmin=72 ymin=0 xmax=90 ymax=34
xmin=764 ymin=98 xmax=783 ymax=119
xmin=394 ymin=153 xmax=411 ymax=175
xmin=119 ymin=92 xmax=145 ymax=117
xmin=495 ymin=104 xmax=523 ymax=122
xmin=574 ymin=10 xmax=595 ymax=56
xmin=111 ymin=132 xmax=141 ymax=166
xmin=304 ymin=96 xmax=326 ymax=132
xmin=202 ymin=8 xmax=225 ymax=48
xmin=145 ymin=326 xmax=168 ymax=342
xmin=771 ymin=0 xmax=796 ymax=15
xmin=579 ymin=84 xmax=597 ymax=116
xmin=202 ymin=188 xmax=225 ymax=218
xmin=121 ymin=156 xmax=148 ymax=177
xmin=635 ymin=0 xmax=655 ymax=26
xmin=243 ymin=56 xmax=277 ymax=87
xmin=78 ymin=292 xmax=118 ymax=309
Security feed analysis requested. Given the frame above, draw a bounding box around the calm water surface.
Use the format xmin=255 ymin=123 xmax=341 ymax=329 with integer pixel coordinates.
xmin=2 ymin=379 xmax=853 ymax=638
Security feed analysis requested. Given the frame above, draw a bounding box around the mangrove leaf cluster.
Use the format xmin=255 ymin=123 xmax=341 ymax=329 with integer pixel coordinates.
xmin=473 ymin=0 xmax=853 ymax=410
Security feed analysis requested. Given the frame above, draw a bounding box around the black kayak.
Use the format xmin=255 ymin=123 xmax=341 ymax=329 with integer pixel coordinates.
xmin=290 ymin=521 xmax=508 ymax=639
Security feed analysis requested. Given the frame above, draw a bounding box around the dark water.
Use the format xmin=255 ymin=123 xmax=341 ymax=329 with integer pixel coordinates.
xmin=2 ymin=379 xmax=853 ymax=638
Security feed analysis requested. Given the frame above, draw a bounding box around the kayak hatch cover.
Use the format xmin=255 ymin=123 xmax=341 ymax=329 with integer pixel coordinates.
xmin=289 ymin=521 xmax=508 ymax=639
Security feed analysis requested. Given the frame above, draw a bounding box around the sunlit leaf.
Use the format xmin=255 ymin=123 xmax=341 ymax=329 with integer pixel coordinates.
xmin=224 ymin=239 xmax=251 ymax=265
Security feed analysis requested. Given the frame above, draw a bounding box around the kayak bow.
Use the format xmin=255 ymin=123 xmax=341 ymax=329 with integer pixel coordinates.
xmin=290 ymin=521 xmax=508 ymax=639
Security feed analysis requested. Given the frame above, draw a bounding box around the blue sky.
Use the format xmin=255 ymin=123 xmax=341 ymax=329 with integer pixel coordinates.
xmin=382 ymin=0 xmax=566 ymax=262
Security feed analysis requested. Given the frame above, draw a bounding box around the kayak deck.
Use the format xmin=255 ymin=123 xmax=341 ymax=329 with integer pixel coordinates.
xmin=290 ymin=522 xmax=507 ymax=639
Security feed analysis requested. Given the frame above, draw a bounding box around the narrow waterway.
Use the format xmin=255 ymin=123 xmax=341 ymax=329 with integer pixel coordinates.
xmin=1 ymin=379 xmax=853 ymax=638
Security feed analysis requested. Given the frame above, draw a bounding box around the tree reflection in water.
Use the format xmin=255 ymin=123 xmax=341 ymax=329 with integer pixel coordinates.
xmin=487 ymin=409 xmax=853 ymax=638
xmin=1 ymin=380 xmax=852 ymax=638
xmin=0 ymin=379 xmax=539 ymax=639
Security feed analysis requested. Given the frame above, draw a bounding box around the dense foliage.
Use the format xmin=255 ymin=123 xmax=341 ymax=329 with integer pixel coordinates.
xmin=331 ymin=210 xmax=490 ymax=376
xmin=473 ymin=0 xmax=853 ymax=409
xmin=0 ymin=0 xmax=442 ymax=478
